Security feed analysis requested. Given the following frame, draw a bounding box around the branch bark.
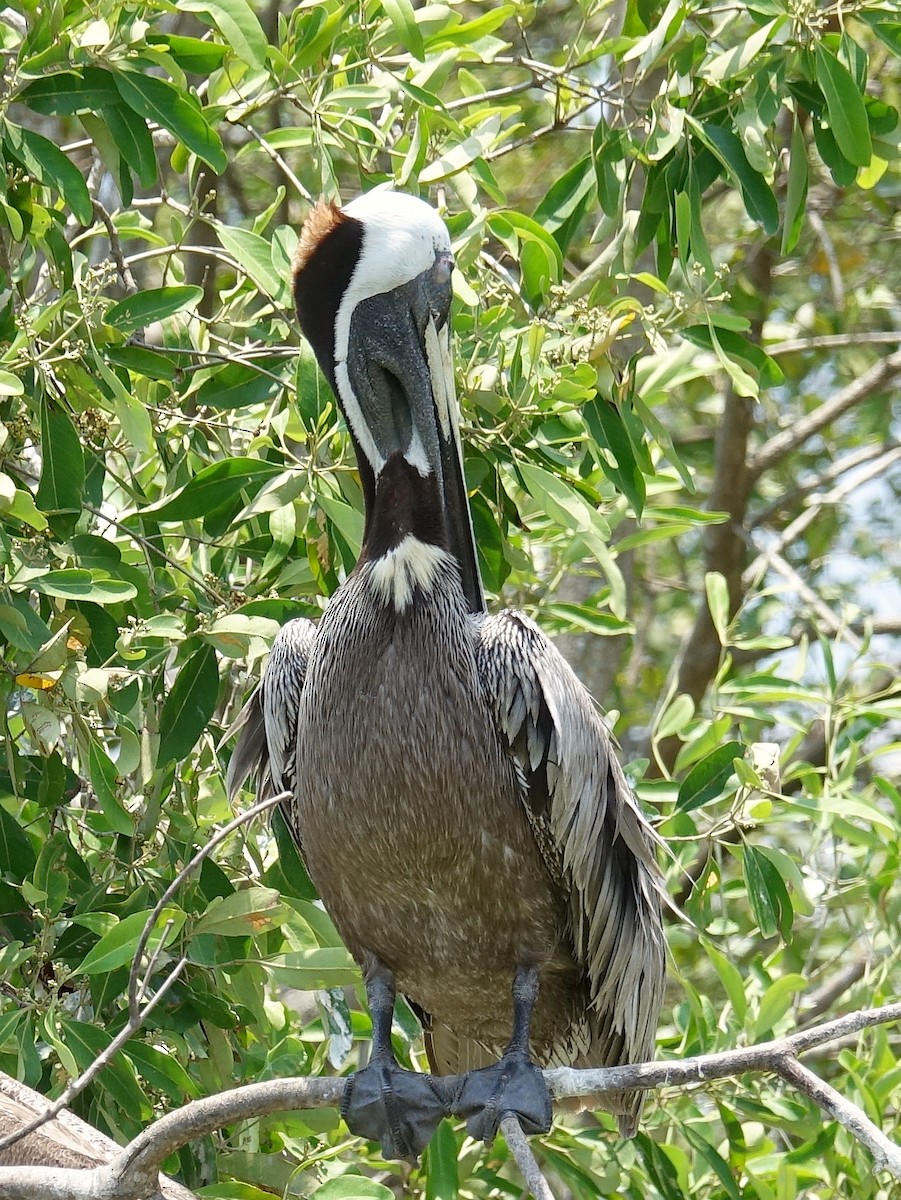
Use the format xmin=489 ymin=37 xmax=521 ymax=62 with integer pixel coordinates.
xmin=746 ymin=349 xmax=901 ymax=482
xmin=0 ymin=1003 xmax=898 ymax=1200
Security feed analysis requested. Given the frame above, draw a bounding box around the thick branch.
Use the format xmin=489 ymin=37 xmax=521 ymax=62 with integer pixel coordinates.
xmin=0 ymin=1004 xmax=898 ymax=1200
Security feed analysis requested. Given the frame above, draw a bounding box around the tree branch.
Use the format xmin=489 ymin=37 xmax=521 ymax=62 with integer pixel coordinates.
xmin=500 ymin=1116 xmax=556 ymax=1200
xmin=766 ymin=331 xmax=901 ymax=356
xmin=774 ymin=1057 xmax=901 ymax=1177
xmin=0 ymin=796 xmax=287 ymax=1164
xmin=746 ymin=349 xmax=901 ymax=482
xmin=1 ymin=1004 xmax=899 ymax=1200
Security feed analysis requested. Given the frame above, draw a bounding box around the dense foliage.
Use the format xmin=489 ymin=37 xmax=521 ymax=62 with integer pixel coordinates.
xmin=0 ymin=0 xmax=899 ymax=1196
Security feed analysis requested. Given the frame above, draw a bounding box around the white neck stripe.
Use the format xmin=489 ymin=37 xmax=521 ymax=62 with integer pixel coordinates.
xmin=367 ymin=536 xmax=452 ymax=611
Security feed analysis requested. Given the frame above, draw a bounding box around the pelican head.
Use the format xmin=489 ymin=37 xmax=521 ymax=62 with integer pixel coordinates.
xmin=293 ymin=189 xmax=483 ymax=613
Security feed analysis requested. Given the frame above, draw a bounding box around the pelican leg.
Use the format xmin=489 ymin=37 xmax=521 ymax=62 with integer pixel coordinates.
xmin=452 ymin=965 xmax=553 ymax=1142
xmin=341 ymin=964 xmax=450 ymax=1162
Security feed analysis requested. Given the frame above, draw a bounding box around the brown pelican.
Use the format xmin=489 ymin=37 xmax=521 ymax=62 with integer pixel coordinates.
xmin=228 ymin=190 xmax=666 ymax=1160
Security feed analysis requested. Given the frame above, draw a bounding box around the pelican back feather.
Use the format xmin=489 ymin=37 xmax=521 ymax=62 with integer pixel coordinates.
xmin=476 ymin=609 xmax=666 ymax=1134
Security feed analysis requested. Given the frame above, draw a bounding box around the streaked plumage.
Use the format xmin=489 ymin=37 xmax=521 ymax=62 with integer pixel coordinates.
xmin=229 ymin=189 xmax=666 ymax=1150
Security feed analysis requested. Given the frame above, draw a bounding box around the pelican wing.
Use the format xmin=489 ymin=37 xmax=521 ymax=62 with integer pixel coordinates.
xmin=226 ymin=618 xmax=317 ymax=802
xmin=476 ymin=609 xmax=666 ymax=1129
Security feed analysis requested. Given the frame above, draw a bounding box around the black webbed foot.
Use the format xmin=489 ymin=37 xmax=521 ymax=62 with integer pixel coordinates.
xmin=452 ymin=1052 xmax=552 ymax=1143
xmin=341 ymin=1059 xmax=450 ymax=1162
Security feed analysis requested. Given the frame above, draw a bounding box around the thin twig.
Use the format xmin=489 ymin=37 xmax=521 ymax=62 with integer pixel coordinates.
xmin=500 ymin=1116 xmax=555 ymax=1200
xmin=808 ymin=211 xmax=845 ymax=310
xmin=751 ymin=440 xmax=899 ymax=527
xmin=745 ymin=445 xmax=901 ymax=575
xmin=241 ymin=123 xmax=313 ymax=201
xmin=92 ymin=202 xmax=138 ymax=296
xmin=127 ymin=793 xmax=287 ymax=1018
xmin=774 ymin=1057 xmax=901 ymax=1176
xmin=0 ymin=797 xmax=287 ymax=1164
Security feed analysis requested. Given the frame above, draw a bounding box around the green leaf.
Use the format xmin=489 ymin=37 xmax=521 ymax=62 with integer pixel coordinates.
xmin=19 ymin=68 xmax=120 ymax=114
xmin=754 ymin=973 xmax=806 ymax=1038
xmin=310 ymin=1181 xmax=395 ymax=1200
xmin=424 ymin=1119 xmax=459 ymax=1200
xmin=35 ymin=401 xmax=84 ymax=518
xmin=382 ymin=0 xmax=425 ymax=59
xmin=0 ymin=804 xmax=36 ymax=881
xmin=105 ymin=346 xmax=177 ymax=381
xmin=190 ymin=359 xmax=286 ymax=409
xmin=61 ymin=1019 xmax=151 ymax=1116
xmin=677 ymin=741 xmax=745 ymax=812
xmin=682 ymin=1127 xmax=743 ymax=1200
xmin=75 ymin=907 xmax=183 ymax=974
xmin=814 ymin=44 xmax=872 ymax=167
xmin=681 ymin=324 xmax=783 ymax=388
xmin=705 ymin=570 xmax=730 ymax=644
xmin=146 ymin=33 xmax=229 ymax=73
xmin=192 ymin=886 xmax=286 ymax=937
xmin=178 ymin=0 xmax=268 ymax=71
xmin=125 ymin=1041 xmax=200 ymax=1102
xmin=87 ymin=737 xmax=133 ymax=834
xmin=703 ymin=941 xmax=747 ymax=1023
xmin=143 ymin=458 xmax=282 ymax=522
xmin=3 ymin=122 xmax=93 ymax=225
xmin=782 ymin=117 xmax=808 ymax=254
xmin=157 ymin=643 xmax=220 ymax=765
xmin=655 ymin=693 xmax=695 ymax=741
xmin=743 ymin=843 xmax=778 ymax=938
xmin=703 ymin=17 xmax=785 ymax=82
xmin=105 ymin=286 xmax=203 ymax=333
xmin=421 ymin=116 xmax=502 ymax=184
xmin=216 ymin=224 xmax=287 ymax=299
xmin=692 ymin=119 xmax=779 ymax=234
xmin=12 ymin=569 xmax=136 ymax=602
xmin=583 ymin=397 xmax=646 ymax=515
xmin=266 ymin=947 xmax=360 ymax=990
xmin=102 ymin=102 xmax=157 ymax=188
xmin=112 ymin=68 xmax=226 ymax=173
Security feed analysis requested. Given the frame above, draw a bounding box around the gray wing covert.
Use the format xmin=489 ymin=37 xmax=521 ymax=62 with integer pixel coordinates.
xmin=476 ymin=609 xmax=666 ymax=1134
xmin=226 ymin=618 xmax=317 ymax=803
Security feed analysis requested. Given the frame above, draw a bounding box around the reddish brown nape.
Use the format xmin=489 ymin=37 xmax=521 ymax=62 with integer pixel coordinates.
xmin=294 ymin=199 xmax=347 ymax=276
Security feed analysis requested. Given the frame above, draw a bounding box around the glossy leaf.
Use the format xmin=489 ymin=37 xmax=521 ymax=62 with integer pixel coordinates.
xmin=782 ymin=117 xmax=808 ymax=254
xmin=3 ymin=122 xmax=92 ymax=225
xmin=157 ymin=643 xmax=219 ymax=765
xmin=693 ymin=119 xmax=779 ymax=234
xmin=814 ymin=43 xmax=872 ymax=167
xmin=677 ymin=741 xmax=745 ymax=812
xmin=178 ymin=0 xmax=268 ymax=71
xmin=35 ymin=401 xmax=84 ymax=518
xmin=75 ymin=907 xmax=183 ymax=974
xmin=105 ymin=286 xmax=203 ymax=333
xmin=144 ymin=459 xmax=282 ymax=523
xmin=382 ymin=0 xmax=425 ymax=59
xmin=113 ymin=68 xmax=227 ymax=172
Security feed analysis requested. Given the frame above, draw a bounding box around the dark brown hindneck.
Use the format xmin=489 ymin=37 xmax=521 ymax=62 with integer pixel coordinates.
xmin=358 ymin=452 xmax=447 ymax=564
